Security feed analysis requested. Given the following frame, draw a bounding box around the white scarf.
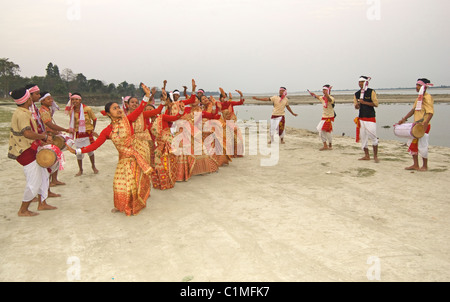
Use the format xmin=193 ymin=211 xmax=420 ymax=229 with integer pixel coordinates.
xmin=66 ymin=93 xmax=86 ymax=139
xmin=415 ymin=80 xmax=434 ymax=111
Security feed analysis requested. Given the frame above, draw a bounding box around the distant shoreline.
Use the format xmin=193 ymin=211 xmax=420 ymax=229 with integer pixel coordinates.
xmin=1 ymin=93 xmax=449 ymax=107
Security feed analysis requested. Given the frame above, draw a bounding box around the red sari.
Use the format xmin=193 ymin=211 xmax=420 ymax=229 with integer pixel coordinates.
xmin=220 ymin=99 xmax=245 ymax=157
xmin=174 ymin=107 xmax=222 ymax=181
xmin=80 ymin=101 xmax=152 ymax=216
xmin=150 ymin=112 xmax=183 ymax=190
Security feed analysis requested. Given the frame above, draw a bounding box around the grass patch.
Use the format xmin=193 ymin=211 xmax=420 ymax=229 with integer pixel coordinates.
xmin=381 ymin=157 xmax=407 ymax=162
xmin=355 ymin=168 xmax=376 ymax=177
xmin=429 ymin=168 xmax=448 ymax=173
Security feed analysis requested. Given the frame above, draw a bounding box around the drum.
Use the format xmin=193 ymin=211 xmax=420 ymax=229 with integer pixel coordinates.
xmin=411 ymin=123 xmax=425 ymax=139
xmin=52 ymin=135 xmax=66 ymax=151
xmin=36 ymin=148 xmax=58 ymax=168
xmin=393 ymin=122 xmax=424 ymax=139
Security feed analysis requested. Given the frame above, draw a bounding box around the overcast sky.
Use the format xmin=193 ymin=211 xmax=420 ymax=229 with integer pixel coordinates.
xmin=1 ymin=0 xmax=449 ymax=93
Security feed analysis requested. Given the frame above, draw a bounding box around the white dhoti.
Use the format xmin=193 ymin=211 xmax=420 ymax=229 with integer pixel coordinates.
xmin=75 ymin=137 xmax=94 ymax=160
xmin=359 ymin=120 xmax=378 ymax=149
xmin=270 ymin=116 xmax=285 ymax=142
xmin=407 ymin=133 xmax=429 ymax=158
xmin=316 ymin=120 xmax=332 ymax=143
xmin=22 ymin=160 xmax=49 ymax=202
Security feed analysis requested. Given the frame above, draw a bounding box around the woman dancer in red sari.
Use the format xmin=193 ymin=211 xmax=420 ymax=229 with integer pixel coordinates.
xmin=66 ymin=83 xmax=154 ymax=216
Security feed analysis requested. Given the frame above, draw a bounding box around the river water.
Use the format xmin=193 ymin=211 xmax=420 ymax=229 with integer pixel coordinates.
xmin=234 ymin=103 xmax=450 ymax=147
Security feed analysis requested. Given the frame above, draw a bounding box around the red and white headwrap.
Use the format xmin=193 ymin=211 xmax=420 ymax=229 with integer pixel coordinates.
xmin=416 ymin=80 xmax=434 ymax=111
xmin=279 ymin=87 xmax=287 ymax=101
xmin=323 ymin=85 xmax=332 ymax=95
xmin=28 ymin=85 xmax=40 ymax=94
xmin=10 ymin=89 xmax=30 ymax=105
xmin=65 ymin=93 xmax=82 ymax=115
xmin=359 ymin=77 xmax=371 ymax=100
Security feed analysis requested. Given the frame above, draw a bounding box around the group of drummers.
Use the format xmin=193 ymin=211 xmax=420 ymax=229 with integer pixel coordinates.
xmin=7 ymin=76 xmax=435 ymax=217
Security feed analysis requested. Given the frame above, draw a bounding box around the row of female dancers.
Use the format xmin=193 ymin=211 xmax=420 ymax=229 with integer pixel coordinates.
xmin=66 ymin=80 xmax=246 ymax=216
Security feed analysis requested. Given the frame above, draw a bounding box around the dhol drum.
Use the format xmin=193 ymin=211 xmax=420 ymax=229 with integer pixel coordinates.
xmin=52 ymin=135 xmax=66 ymax=151
xmin=36 ymin=148 xmax=58 ymax=168
xmin=393 ymin=122 xmax=425 ymax=139
xmin=52 ymin=134 xmax=74 ymax=151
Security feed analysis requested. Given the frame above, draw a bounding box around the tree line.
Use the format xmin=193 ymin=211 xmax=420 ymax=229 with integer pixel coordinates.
xmin=0 ymin=58 xmax=158 ymax=106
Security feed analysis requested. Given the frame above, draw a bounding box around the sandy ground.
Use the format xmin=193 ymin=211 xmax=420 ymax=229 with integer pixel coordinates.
xmin=1 ymin=105 xmax=450 ymax=282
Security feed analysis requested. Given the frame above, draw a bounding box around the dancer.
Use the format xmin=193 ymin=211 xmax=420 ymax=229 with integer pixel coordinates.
xmin=127 ymin=88 xmax=162 ymax=165
xmin=65 ymin=93 xmax=99 ymax=176
xmin=397 ymin=78 xmax=434 ymax=171
xmin=353 ymin=76 xmax=379 ymax=163
xmin=219 ymin=89 xmax=245 ymax=157
xmin=173 ymin=91 xmax=222 ymax=181
xmin=308 ymin=85 xmax=335 ymax=151
xmin=201 ymin=94 xmax=230 ymax=166
xmin=8 ymin=87 xmax=57 ymax=216
xmin=150 ymin=89 xmax=185 ymax=190
xmin=252 ymin=87 xmax=298 ymax=144
xmin=66 ymin=83 xmax=154 ymax=216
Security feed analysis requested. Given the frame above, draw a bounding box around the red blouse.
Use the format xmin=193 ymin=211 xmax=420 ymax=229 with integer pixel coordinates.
xmin=81 ymin=100 xmax=148 ymax=153
xmin=220 ymin=99 xmax=245 ymax=113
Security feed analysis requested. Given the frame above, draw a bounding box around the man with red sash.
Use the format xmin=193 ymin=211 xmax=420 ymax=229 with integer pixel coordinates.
xmin=252 ymin=87 xmax=298 ymax=144
xmin=65 ymin=93 xmax=99 ymax=176
xmin=397 ymin=78 xmax=434 ymax=171
xmin=8 ymin=87 xmax=57 ymax=216
xmin=309 ymin=85 xmax=335 ymax=151
xmin=353 ymin=76 xmax=379 ymax=163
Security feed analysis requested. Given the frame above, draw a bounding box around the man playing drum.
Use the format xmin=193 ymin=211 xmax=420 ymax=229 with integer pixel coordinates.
xmin=8 ymin=87 xmax=58 ymax=216
xmin=397 ymin=78 xmax=434 ymax=171
xmin=39 ymin=91 xmax=73 ymax=186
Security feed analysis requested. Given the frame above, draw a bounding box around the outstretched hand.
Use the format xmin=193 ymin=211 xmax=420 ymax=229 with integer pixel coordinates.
xmin=66 ymin=143 xmax=76 ymax=154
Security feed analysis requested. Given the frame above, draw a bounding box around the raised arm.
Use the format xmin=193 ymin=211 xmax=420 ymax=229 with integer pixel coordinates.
xmin=231 ymin=90 xmax=245 ymax=106
xmin=143 ymin=103 xmax=164 ymax=118
xmin=127 ymin=83 xmax=151 ymax=122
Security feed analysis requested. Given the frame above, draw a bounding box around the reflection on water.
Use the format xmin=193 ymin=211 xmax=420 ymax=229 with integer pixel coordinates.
xmin=234 ymin=103 xmax=450 ymax=147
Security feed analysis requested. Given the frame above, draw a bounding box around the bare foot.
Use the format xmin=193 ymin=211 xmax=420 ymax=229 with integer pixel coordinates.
xmin=418 ymin=167 xmax=428 ymax=172
xmin=111 ymin=208 xmax=120 ymax=213
xmin=75 ymin=170 xmax=83 ymax=177
xmin=37 ymin=202 xmax=58 ymax=211
xmin=405 ymin=165 xmax=419 ymax=170
xmin=51 ymin=181 xmax=66 ymax=186
xmin=92 ymin=167 xmax=99 ymax=174
xmin=374 ymin=157 xmax=380 ymax=163
xmin=319 ymin=147 xmax=330 ymax=151
xmin=18 ymin=210 xmax=39 ymax=217
xmin=48 ymin=191 xmax=61 ymax=198
xmin=359 ymin=156 xmax=370 ymax=161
